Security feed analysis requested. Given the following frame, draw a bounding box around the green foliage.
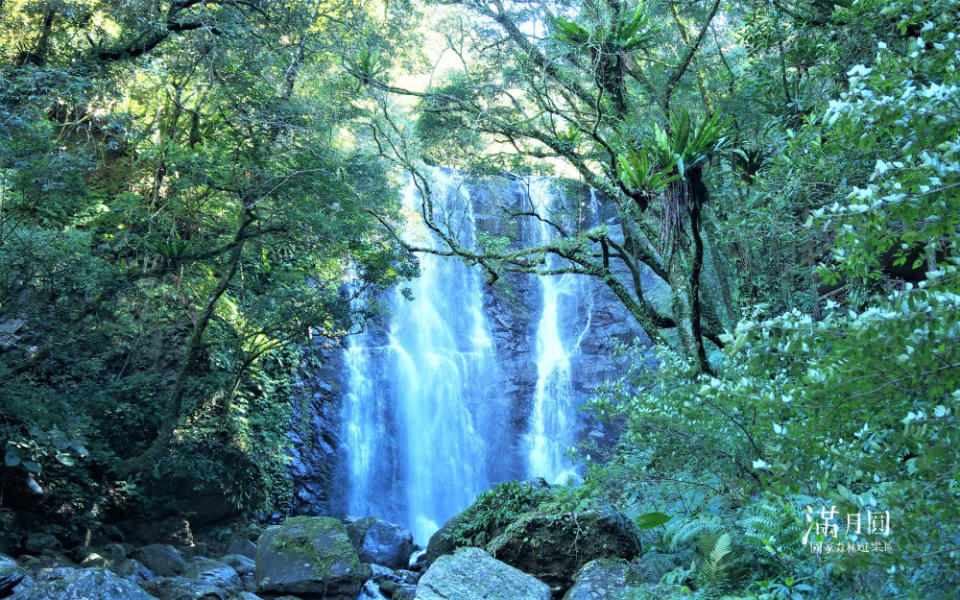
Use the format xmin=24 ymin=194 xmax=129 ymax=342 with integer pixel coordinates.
xmin=0 ymin=0 xmax=415 ymax=526
xmin=443 ymin=481 xmax=552 ymax=548
xmin=551 ymin=3 xmax=657 ymax=53
xmin=653 ymin=110 xmax=732 ymax=176
xmin=617 ymin=148 xmax=680 ymax=194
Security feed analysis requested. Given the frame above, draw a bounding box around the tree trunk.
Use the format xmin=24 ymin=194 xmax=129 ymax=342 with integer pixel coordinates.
xmin=115 ymin=209 xmax=254 ymax=477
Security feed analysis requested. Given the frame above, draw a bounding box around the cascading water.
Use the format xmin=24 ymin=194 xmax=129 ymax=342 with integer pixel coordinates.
xmin=525 ymin=178 xmax=594 ymax=485
xmin=339 ymin=169 xmax=621 ymax=545
xmin=343 ymin=170 xmax=498 ymax=544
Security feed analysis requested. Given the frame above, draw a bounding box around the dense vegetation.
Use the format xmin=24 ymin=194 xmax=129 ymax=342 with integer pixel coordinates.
xmin=0 ymin=0 xmax=416 ymax=531
xmin=1 ymin=0 xmax=957 ymax=598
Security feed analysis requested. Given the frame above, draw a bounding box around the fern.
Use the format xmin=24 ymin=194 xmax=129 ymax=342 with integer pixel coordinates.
xmin=663 ymin=517 xmax=724 ymax=550
xmin=699 ymin=532 xmax=733 ymax=587
xmin=741 ymin=494 xmax=816 ymax=560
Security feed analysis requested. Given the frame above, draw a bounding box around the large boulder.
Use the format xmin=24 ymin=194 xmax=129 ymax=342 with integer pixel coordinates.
xmin=108 ymin=558 xmax=154 ymax=584
xmin=346 ymin=517 xmax=415 ymax=570
xmin=414 ymin=547 xmax=551 ymax=600
xmin=424 ymin=482 xmax=553 ymax=568
xmin=225 ymin=540 xmax=256 ymax=561
xmin=182 ymin=558 xmax=241 ymax=590
xmin=18 ymin=550 xmax=74 ymax=571
xmin=141 ymin=576 xmax=233 ymax=600
xmin=24 ymin=534 xmax=60 ymax=555
xmin=131 ymin=545 xmax=186 ymax=577
xmin=487 ymin=505 xmax=642 ymax=593
xmin=218 ymin=555 xmax=254 ymax=578
xmin=254 ymin=516 xmax=370 ymax=599
xmin=562 ymin=559 xmax=649 ymax=600
xmin=11 ymin=567 xmax=156 ymax=600
xmin=1 ymin=553 xmax=25 ymax=596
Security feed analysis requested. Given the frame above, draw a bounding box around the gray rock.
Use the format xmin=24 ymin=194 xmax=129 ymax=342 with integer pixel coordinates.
xmin=395 ymin=569 xmax=419 ymax=584
xmin=368 ymin=563 xmax=397 ymax=581
xmin=347 ymin=517 xmax=415 ymax=570
xmin=182 ymin=558 xmax=241 ymax=590
xmin=11 ymin=567 xmax=156 ymax=600
xmin=218 ymin=555 xmax=254 ymax=578
xmin=108 ymin=558 xmax=154 ymax=583
xmin=141 ymin=576 xmax=231 ymax=600
xmin=102 ymin=544 xmax=128 ymax=562
xmin=131 ymin=545 xmax=186 ymax=577
xmin=254 ymin=516 xmax=370 ymax=600
xmin=1 ymin=553 xmax=25 ymax=596
xmin=19 ymin=550 xmax=74 ymax=571
xmin=24 ymin=534 xmax=60 ymax=554
xmin=0 ymin=318 xmax=24 ymax=350
xmin=225 ymin=540 xmax=256 ymax=561
xmin=414 ymin=547 xmax=551 ymax=600
xmin=393 ymin=584 xmax=417 ymax=600
xmin=562 ymin=559 xmax=646 ymax=600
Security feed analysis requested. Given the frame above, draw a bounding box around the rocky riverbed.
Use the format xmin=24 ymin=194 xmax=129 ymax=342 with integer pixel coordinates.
xmin=0 ymin=481 xmax=686 ymax=600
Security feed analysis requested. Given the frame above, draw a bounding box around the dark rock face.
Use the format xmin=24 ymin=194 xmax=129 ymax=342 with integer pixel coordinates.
xmin=486 ymin=506 xmax=643 ymax=594
xmin=288 ymin=340 xmax=350 ymax=517
xmin=254 ymin=516 xmax=370 ymax=599
xmin=346 ymin=517 xmax=415 ymax=570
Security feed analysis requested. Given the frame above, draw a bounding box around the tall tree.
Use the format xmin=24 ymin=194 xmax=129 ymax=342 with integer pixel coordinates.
xmin=358 ymin=0 xmax=734 ymax=373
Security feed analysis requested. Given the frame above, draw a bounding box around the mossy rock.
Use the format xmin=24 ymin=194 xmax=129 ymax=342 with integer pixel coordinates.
xmin=254 ymin=516 xmax=370 ymax=599
xmin=562 ymin=558 xmax=653 ymax=600
xmin=486 ymin=505 xmax=642 ymax=594
xmin=425 ymin=481 xmax=554 ymax=567
xmin=0 ymin=554 xmax=25 ymax=596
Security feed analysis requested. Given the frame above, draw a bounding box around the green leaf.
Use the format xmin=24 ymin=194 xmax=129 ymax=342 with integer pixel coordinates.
xmin=23 ymin=461 xmax=41 ymax=474
xmin=26 ymin=477 xmax=43 ymax=495
xmin=52 ymin=430 xmax=69 ymax=451
xmin=4 ymin=449 xmax=21 ymax=468
xmin=69 ymin=441 xmax=89 ymax=457
xmin=635 ymin=511 xmax=672 ymax=529
xmin=56 ymin=453 xmax=76 ymax=467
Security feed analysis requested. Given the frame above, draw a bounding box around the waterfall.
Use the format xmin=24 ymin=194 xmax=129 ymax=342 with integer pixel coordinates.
xmin=339 ymin=169 xmax=615 ymax=544
xmin=525 ymin=178 xmax=593 ymax=485
xmin=343 ymin=170 xmax=497 ymax=544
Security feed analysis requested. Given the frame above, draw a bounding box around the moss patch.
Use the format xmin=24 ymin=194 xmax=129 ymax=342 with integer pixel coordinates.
xmin=268 ymin=516 xmax=363 ymax=582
